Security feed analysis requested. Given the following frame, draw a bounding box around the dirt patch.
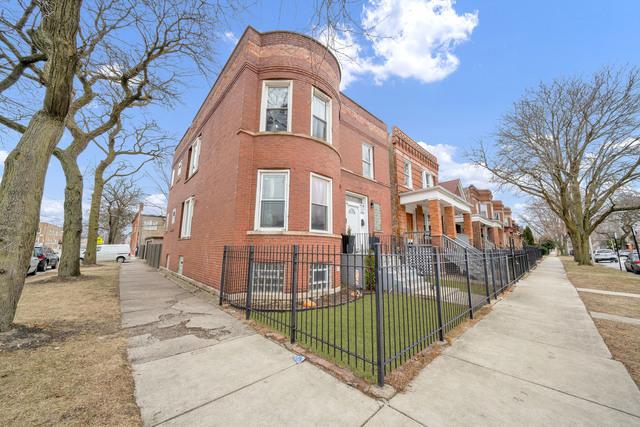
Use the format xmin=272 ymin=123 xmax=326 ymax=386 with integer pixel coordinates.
xmin=560 ymin=257 xmax=640 ymax=294
xmin=0 ymin=264 xmax=141 ymax=426
xmin=579 ymin=292 xmax=640 ymax=319
xmin=592 ymin=319 xmax=640 ymax=386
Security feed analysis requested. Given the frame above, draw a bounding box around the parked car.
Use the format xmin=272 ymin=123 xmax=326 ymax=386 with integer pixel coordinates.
xmin=34 ymin=245 xmax=59 ymax=271
xmin=80 ymin=244 xmax=131 ymax=263
xmin=593 ymin=249 xmax=618 ymax=263
xmin=618 ymin=249 xmax=631 ymax=259
xmin=624 ymin=252 xmax=640 ymax=274
xmin=26 ymin=251 xmax=39 ymax=276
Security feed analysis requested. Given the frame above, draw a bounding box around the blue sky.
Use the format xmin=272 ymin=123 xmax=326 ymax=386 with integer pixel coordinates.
xmin=3 ymin=0 xmax=639 ymax=225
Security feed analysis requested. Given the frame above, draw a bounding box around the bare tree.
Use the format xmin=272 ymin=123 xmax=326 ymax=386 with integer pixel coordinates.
xmin=0 ymin=0 xmax=81 ymax=332
xmin=85 ymin=120 xmax=168 ymax=263
xmin=143 ymin=156 xmax=174 ymax=216
xmin=595 ymin=190 xmax=640 ymax=247
xmin=519 ymin=200 xmax=569 ymax=255
xmin=99 ymin=178 xmax=143 ymax=244
xmin=474 ymin=67 xmax=640 ymax=265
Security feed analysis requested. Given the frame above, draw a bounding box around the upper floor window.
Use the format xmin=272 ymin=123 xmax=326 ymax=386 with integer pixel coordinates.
xmin=170 ymin=168 xmax=175 ymax=187
xmin=180 ymin=197 xmax=194 ymax=238
xmin=187 ymin=137 xmax=201 ymax=178
xmin=177 ymin=160 xmax=183 ymax=177
xmin=311 ymin=88 xmax=331 ymax=143
xmin=255 ymin=170 xmax=289 ymax=230
xmin=479 ymin=203 xmax=489 ymax=218
xmin=421 ymin=170 xmax=434 ymax=188
xmin=310 ymin=173 xmax=332 ymax=233
xmin=362 ymin=144 xmax=373 ymax=179
xmin=260 ymin=80 xmax=292 ymax=132
xmin=403 ymin=160 xmax=412 ymax=188
xmin=143 ymin=220 xmax=158 ymax=230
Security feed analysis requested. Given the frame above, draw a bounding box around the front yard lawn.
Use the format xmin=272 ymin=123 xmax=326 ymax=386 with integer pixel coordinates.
xmin=252 ymin=293 xmax=468 ymax=381
xmin=0 ymin=264 xmax=141 ymax=426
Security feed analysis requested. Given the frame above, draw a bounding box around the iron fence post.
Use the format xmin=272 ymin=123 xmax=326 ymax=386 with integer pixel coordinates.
xmin=373 ymin=243 xmax=385 ymax=387
xmin=219 ymin=246 xmax=229 ymax=305
xmin=524 ymin=245 xmax=531 ymax=272
xmin=434 ymin=248 xmax=445 ymax=341
xmin=290 ymin=245 xmax=299 ymax=344
xmin=482 ymin=251 xmax=491 ymax=303
xmin=245 ymin=245 xmax=255 ymax=320
xmin=464 ymin=248 xmax=473 ymax=319
xmin=489 ymin=250 xmax=497 ymax=298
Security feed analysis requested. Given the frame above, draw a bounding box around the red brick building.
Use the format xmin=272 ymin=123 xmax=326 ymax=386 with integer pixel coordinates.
xmin=162 ymin=27 xmax=522 ymax=291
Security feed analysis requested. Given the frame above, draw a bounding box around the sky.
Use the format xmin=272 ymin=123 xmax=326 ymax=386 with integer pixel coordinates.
xmin=2 ymin=0 xmax=640 ymax=226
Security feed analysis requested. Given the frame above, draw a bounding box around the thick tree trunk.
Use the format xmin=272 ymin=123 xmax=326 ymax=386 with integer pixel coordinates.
xmin=0 ymin=0 xmax=82 ymax=331
xmin=84 ymin=177 xmax=104 ymax=265
xmin=570 ymin=232 xmax=592 ymax=265
xmin=54 ymin=149 xmax=83 ymax=277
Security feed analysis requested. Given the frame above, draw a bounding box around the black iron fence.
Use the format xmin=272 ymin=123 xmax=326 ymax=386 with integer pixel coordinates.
xmin=144 ymin=243 xmax=162 ymax=268
xmin=219 ymin=242 xmax=542 ymax=385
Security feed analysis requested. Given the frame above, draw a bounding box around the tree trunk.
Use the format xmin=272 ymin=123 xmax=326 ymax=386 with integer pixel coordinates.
xmin=84 ymin=176 xmax=105 ymax=265
xmin=0 ymin=0 xmax=82 ymax=332
xmin=570 ymin=232 xmax=592 ymax=265
xmin=54 ymin=149 xmax=83 ymax=277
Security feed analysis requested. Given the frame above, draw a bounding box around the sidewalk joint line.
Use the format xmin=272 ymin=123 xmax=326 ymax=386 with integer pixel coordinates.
xmin=443 ymin=354 xmax=640 ymax=419
xmin=152 ymin=363 xmax=299 ymax=426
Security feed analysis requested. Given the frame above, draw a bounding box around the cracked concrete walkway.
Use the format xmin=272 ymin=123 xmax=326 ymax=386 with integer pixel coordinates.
xmin=120 ymin=261 xmax=379 ymax=426
xmin=122 ymin=258 xmax=640 ymax=426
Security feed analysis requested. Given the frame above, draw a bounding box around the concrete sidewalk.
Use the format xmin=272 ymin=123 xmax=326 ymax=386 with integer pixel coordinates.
xmin=121 ymin=258 xmax=640 ymax=426
xmin=119 ymin=261 xmax=379 ymax=426
xmin=372 ymin=256 xmax=640 ymax=426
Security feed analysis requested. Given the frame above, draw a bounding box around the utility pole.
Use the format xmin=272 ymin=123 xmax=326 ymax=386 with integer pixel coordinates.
xmin=614 ymin=232 xmax=622 ymax=271
xmin=631 ymin=226 xmax=640 ymax=260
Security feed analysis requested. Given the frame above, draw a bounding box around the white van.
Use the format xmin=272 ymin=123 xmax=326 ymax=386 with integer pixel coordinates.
xmin=81 ymin=244 xmax=131 ymax=263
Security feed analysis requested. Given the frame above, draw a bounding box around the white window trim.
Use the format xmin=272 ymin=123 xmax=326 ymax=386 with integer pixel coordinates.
xmin=171 ymin=208 xmax=176 ymax=225
xmin=177 ymin=160 xmax=183 ymax=177
xmin=309 ymin=263 xmax=331 ymax=291
xmin=362 ymin=143 xmax=374 ymax=179
xmin=188 ymin=137 xmax=201 ymax=177
xmin=403 ymin=159 xmax=413 ymax=189
xmin=170 ymin=168 xmax=175 ymax=187
xmin=259 ymin=80 xmax=293 ymax=133
xmin=309 ymin=172 xmax=333 ymax=234
xmin=180 ymin=196 xmax=194 ymax=238
xmin=310 ymin=87 xmax=332 ymax=144
xmin=254 ymin=169 xmax=290 ymax=231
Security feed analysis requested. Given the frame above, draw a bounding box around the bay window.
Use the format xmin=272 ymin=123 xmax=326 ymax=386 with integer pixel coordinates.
xmin=260 ymin=81 xmax=292 ymax=132
xmin=310 ymin=173 xmax=332 ymax=233
xmin=311 ymin=88 xmax=331 ymax=142
xmin=255 ymin=170 xmax=289 ymax=230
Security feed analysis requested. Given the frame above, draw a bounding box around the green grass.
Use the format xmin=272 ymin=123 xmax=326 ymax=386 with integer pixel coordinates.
xmin=251 ymin=293 xmax=468 ymax=381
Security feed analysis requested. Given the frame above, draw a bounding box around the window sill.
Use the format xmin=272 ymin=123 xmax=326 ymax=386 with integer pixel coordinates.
xmin=247 ymin=230 xmax=341 ymax=238
xmin=179 ymin=237 xmax=191 ymax=240
xmin=185 ymin=169 xmax=199 ymax=183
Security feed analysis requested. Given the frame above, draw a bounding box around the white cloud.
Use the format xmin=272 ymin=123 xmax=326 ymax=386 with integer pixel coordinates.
xmin=322 ymin=0 xmax=478 ymax=88
xmin=144 ymin=193 xmax=167 ymax=215
xmin=40 ymin=197 xmax=65 ymax=226
xmin=222 ymin=31 xmax=239 ymax=45
xmin=418 ymin=142 xmax=493 ymax=189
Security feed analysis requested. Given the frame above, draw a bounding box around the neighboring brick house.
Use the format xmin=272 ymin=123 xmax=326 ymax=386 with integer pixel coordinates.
xmin=161 ymin=26 xmax=522 ymax=291
xmin=389 ymin=128 xmax=473 ymax=247
xmin=36 ymin=221 xmax=63 ymax=252
xmin=130 ymin=204 xmax=166 ymax=257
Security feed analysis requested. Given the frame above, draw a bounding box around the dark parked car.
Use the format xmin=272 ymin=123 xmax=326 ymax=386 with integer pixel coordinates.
xmin=34 ymin=246 xmax=59 ymax=271
xmin=624 ymin=252 xmax=640 ymax=274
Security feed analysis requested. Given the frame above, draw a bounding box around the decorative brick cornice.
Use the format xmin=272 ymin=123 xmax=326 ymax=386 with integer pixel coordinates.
xmin=391 ymin=126 xmax=439 ymax=171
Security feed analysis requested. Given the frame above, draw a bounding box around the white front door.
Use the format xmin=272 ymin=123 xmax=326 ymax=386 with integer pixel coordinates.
xmin=346 ymin=201 xmax=362 ymax=235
